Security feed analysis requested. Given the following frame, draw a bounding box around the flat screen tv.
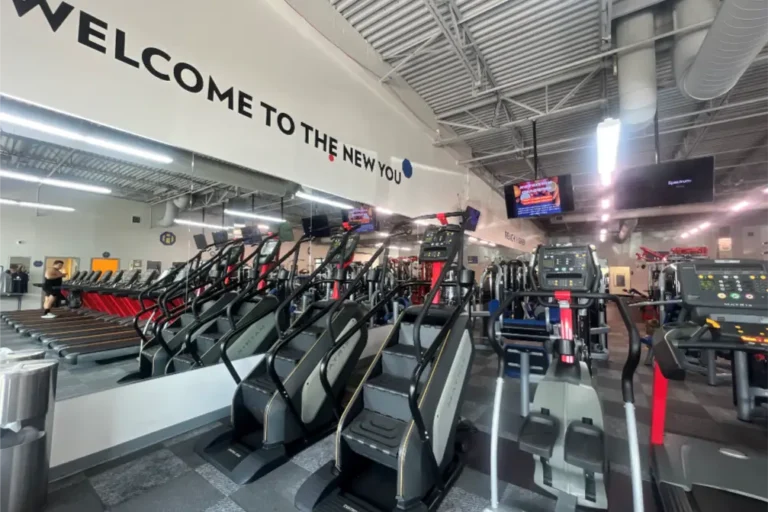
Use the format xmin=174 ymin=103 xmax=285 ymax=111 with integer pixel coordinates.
xmin=211 ymin=230 xmax=229 ymax=248
xmin=193 ymin=234 xmax=208 ymax=251
xmin=239 ymin=226 xmax=262 ymax=245
xmin=301 ymin=215 xmax=331 ymax=238
xmin=278 ymin=222 xmax=295 ymax=242
xmin=463 ymin=206 xmax=481 ymax=232
xmin=504 ymin=175 xmax=574 ymax=218
xmin=341 ymin=206 xmax=376 ymax=233
xmin=613 ymin=157 xmax=714 ymax=210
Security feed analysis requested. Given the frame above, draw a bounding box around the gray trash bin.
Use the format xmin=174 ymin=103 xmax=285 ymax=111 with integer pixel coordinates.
xmin=0 ymin=360 xmax=58 ymax=512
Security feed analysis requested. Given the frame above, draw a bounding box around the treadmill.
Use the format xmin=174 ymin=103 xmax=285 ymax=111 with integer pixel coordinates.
xmin=46 ymin=270 xmax=159 ymax=363
xmin=1 ymin=270 xmax=84 ymax=322
xmin=651 ymin=258 xmax=768 ymax=511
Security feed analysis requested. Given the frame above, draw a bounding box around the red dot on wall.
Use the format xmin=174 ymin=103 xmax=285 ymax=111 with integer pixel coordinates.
xmin=328 ymin=154 xmax=335 ymax=162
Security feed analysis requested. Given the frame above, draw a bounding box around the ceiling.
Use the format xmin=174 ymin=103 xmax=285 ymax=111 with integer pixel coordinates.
xmin=328 ymin=0 xmax=768 ymax=215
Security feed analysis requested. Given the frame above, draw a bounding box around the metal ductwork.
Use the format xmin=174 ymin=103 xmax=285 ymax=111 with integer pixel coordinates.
xmin=674 ymin=0 xmax=768 ymax=101
xmin=616 ymin=11 xmax=657 ymax=130
xmin=156 ymin=195 xmax=190 ymax=227
xmin=615 ymin=218 xmax=639 ymax=243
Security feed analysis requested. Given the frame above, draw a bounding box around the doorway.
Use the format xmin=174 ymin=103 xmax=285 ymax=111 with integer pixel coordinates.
xmin=44 ymin=257 xmax=80 ymax=281
xmin=91 ymin=258 xmax=120 ymax=273
xmin=609 ymin=266 xmax=631 ymax=293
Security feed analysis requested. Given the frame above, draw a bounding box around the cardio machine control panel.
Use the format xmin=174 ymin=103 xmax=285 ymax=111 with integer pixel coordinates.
xmin=536 ymin=245 xmax=596 ymax=292
xmin=329 ymin=233 xmax=360 ymax=264
xmin=257 ymin=239 xmax=280 ymax=265
xmin=419 ymin=225 xmax=462 ymax=262
xmin=678 ymin=259 xmax=768 ymax=311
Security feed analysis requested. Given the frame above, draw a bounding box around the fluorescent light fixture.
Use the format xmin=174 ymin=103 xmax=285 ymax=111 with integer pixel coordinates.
xmin=468 ymin=237 xmax=478 ymax=242
xmin=376 ymin=207 xmax=393 ymax=215
xmin=257 ymin=224 xmax=269 ymax=230
xmin=414 ymin=219 xmax=430 ymax=226
xmin=224 ymin=209 xmax=285 ymax=223
xmin=600 ymin=198 xmax=611 ymax=210
xmin=690 ymin=228 xmax=699 ymax=234
xmin=699 ymin=222 xmax=711 ymax=229
xmin=480 ymin=240 xmax=490 ymax=245
xmin=399 ymin=246 xmax=411 ymax=251
xmin=295 ymin=191 xmax=354 ymax=209
xmin=0 ymin=169 xmax=111 ymax=194
xmin=175 ymin=219 xmax=231 ymax=230
xmin=681 ymin=232 xmax=690 ymax=239
xmin=600 ymin=228 xmax=607 ymax=235
xmin=731 ymin=201 xmax=749 ymax=212
xmin=600 ymin=213 xmax=610 ymax=222
xmin=233 ymin=223 xmax=246 ymax=228
xmin=0 ymin=198 xmax=75 ymax=211
xmin=375 ymin=243 xmax=383 ymax=247
xmin=596 ymin=118 xmax=621 ymax=187
xmin=763 ymin=187 xmax=768 ymax=194
xmin=417 ymin=241 xmax=423 ymax=244
xmin=489 ymin=243 xmax=497 ymax=247
xmin=0 ymin=113 xmax=173 ymax=164
xmin=377 ymin=231 xmax=390 ymax=237
xmin=599 ymin=233 xmax=607 ymax=242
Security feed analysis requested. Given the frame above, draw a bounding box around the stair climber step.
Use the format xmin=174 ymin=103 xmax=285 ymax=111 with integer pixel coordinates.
xmin=363 ymin=374 xmax=413 ymax=422
xmin=243 ymin=373 xmax=278 ymax=395
xmin=196 ymin=332 xmax=223 ymax=353
xmin=273 ymin=346 xmax=306 ymax=378
xmin=564 ymin=421 xmax=606 ymax=474
xmin=381 ymin=344 xmax=431 ymax=381
xmin=519 ymin=412 xmax=560 ymax=459
xmin=342 ymin=409 xmax=407 ymax=470
xmin=287 ymin=326 xmax=325 ymax=352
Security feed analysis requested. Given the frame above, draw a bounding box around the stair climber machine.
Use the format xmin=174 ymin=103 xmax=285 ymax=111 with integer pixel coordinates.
xmin=170 ymin=234 xmax=304 ymax=373
xmin=195 ymin=227 xmax=371 ymax=484
xmin=649 ymin=258 xmax=767 ymax=511
xmin=295 ymin=212 xmax=477 ymax=512
xmin=118 ymin=238 xmax=246 ymax=382
xmin=485 ymin=245 xmax=645 ymax=512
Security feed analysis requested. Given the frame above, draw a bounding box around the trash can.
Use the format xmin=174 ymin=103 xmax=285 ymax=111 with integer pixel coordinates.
xmin=0 ymin=360 xmax=58 ymax=512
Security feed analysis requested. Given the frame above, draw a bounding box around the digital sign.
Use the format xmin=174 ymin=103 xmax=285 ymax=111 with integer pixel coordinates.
xmin=504 ymin=175 xmax=574 ymax=218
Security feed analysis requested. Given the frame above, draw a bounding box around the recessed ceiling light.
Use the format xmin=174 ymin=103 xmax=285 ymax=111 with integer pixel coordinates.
xmin=601 ymin=213 xmax=610 ymax=222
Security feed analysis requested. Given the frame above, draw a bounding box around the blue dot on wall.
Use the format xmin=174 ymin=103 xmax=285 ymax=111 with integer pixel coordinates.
xmin=402 ymin=158 xmax=413 ymax=178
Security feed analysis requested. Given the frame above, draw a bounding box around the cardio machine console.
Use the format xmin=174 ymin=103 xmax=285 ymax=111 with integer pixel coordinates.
xmin=257 ymin=239 xmax=280 ymax=265
xmin=419 ymin=225 xmax=462 ymax=262
xmin=329 ymin=232 xmax=360 ymax=264
xmin=677 ymin=259 xmax=768 ymax=318
xmin=536 ymin=245 xmax=596 ymax=292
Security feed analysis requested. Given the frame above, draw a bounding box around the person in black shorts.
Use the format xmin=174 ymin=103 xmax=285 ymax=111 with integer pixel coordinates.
xmin=41 ymin=260 xmax=67 ymax=319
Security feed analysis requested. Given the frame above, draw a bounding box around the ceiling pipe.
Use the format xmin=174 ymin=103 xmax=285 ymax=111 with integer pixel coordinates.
xmin=616 ymin=10 xmax=657 ymax=130
xmin=674 ymin=0 xmax=768 ymax=101
xmin=156 ymin=195 xmax=191 ymax=228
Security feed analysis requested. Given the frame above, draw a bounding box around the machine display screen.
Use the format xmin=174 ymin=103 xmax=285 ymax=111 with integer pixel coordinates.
xmin=538 ymin=246 xmax=593 ymax=291
xmin=504 ymin=175 xmax=575 ymax=219
xmin=211 ymin=230 xmax=229 ymax=248
xmin=419 ymin=226 xmax=461 ymax=262
xmin=689 ymin=264 xmax=768 ymax=305
xmin=193 ymin=234 xmax=208 ymax=250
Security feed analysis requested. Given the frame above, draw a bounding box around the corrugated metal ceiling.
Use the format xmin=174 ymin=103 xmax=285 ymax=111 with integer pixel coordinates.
xmin=328 ymin=0 xmax=768 ymax=212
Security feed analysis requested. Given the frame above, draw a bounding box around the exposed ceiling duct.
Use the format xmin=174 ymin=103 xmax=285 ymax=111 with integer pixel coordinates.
xmin=616 ymin=10 xmax=658 ymax=130
xmin=673 ymin=0 xmax=768 ymax=101
xmin=615 ymin=218 xmax=639 ymax=243
xmin=156 ymin=194 xmax=190 ymax=227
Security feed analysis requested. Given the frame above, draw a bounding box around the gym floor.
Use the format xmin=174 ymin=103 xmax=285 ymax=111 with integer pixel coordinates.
xmin=0 ymin=322 xmax=135 ymax=400
xmin=23 ymin=308 xmax=768 ymax=511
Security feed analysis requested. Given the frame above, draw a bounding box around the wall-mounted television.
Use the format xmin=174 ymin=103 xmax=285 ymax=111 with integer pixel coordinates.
xmin=239 ymin=226 xmax=262 ymax=246
xmin=463 ymin=206 xmax=481 ymax=232
xmin=301 ymin=215 xmax=331 ymax=238
xmin=613 ymin=157 xmax=714 ymax=210
xmin=193 ymin=234 xmax=208 ymax=251
xmin=504 ymin=175 xmax=574 ymax=218
xmin=211 ymin=230 xmax=229 ymax=248
xmin=341 ymin=206 xmax=377 ymax=233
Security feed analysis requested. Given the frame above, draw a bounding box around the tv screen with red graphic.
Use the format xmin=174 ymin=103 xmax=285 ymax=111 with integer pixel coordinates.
xmin=504 ymin=175 xmax=574 ymax=218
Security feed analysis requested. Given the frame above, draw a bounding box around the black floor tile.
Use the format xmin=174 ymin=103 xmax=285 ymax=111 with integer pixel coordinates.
xmin=109 ymin=472 xmax=222 ymax=512
xmin=167 ymin=434 xmax=209 ymax=469
xmin=230 ymin=462 xmax=310 ymax=512
xmin=83 ymin=443 xmax=164 ymax=477
xmin=45 ymin=480 xmax=105 ymax=512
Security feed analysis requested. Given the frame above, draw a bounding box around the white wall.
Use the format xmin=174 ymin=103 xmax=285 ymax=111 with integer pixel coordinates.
xmin=0 ymin=183 xmax=211 ymax=292
xmin=0 ymin=0 xmax=544 ymax=247
xmin=51 ymin=355 xmax=261 ymax=469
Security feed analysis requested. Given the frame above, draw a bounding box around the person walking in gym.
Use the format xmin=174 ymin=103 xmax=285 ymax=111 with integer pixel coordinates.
xmin=41 ymin=260 xmax=67 ymax=319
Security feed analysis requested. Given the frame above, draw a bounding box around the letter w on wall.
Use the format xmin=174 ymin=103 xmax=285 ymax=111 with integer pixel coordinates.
xmin=11 ymin=0 xmax=75 ymax=32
